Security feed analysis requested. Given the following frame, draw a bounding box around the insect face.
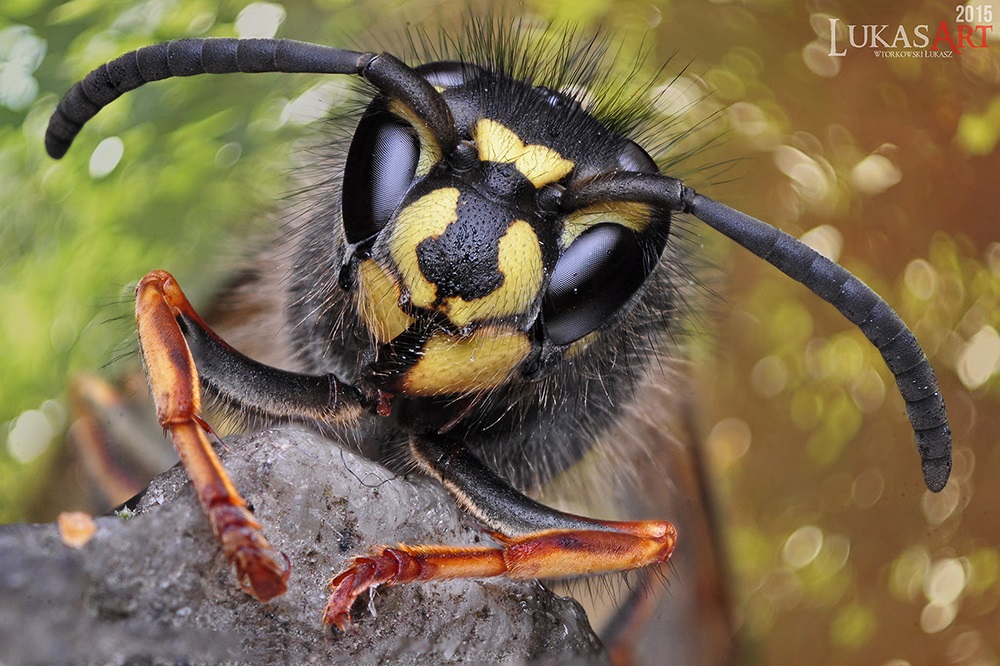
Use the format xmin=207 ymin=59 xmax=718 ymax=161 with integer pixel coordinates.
xmin=337 ymin=61 xmax=668 ymax=399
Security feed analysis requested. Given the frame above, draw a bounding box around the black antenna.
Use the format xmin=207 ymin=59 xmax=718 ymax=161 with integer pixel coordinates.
xmin=45 ymin=38 xmax=456 ymax=160
xmin=567 ymin=173 xmax=952 ymax=492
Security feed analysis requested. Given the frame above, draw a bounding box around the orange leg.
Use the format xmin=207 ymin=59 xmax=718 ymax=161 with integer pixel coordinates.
xmin=324 ymin=523 xmax=676 ymax=631
xmin=323 ymin=435 xmax=677 ymax=630
xmin=136 ymin=270 xmax=290 ymax=601
xmin=66 ymin=374 xmax=152 ymax=508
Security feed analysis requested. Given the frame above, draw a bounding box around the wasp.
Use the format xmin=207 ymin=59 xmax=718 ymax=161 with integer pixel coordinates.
xmin=44 ymin=20 xmax=952 ymax=645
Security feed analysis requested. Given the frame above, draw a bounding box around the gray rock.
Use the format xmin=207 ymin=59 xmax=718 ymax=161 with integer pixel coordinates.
xmin=0 ymin=426 xmax=606 ymax=665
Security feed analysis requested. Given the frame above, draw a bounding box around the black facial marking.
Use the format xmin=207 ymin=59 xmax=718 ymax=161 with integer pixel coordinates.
xmin=414 ymin=193 xmax=512 ymax=302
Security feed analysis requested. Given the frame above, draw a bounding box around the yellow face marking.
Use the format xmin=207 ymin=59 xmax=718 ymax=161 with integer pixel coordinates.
xmin=389 ymin=188 xmax=460 ymax=309
xmin=402 ymin=328 xmax=531 ymax=396
xmin=440 ymin=219 xmax=543 ymax=327
xmin=387 ymin=98 xmax=440 ymax=176
xmin=560 ymin=202 xmax=655 ymax=249
xmin=389 ymin=189 xmax=543 ymax=328
xmin=473 ymin=118 xmax=574 ymax=188
xmin=356 ymin=259 xmax=415 ymax=343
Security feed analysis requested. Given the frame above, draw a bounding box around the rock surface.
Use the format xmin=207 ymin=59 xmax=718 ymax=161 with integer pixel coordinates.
xmin=0 ymin=427 xmax=606 ymax=664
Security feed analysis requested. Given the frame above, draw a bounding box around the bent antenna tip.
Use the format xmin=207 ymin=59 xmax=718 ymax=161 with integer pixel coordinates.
xmin=923 ymin=457 xmax=952 ymax=493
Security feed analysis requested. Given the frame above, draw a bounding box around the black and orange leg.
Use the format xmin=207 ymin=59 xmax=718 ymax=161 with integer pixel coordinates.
xmin=323 ymin=434 xmax=677 ymax=630
xmin=135 ymin=270 xmax=366 ymax=601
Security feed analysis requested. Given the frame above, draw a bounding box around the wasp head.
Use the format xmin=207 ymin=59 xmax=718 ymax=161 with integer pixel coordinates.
xmin=336 ymin=61 xmax=672 ymax=398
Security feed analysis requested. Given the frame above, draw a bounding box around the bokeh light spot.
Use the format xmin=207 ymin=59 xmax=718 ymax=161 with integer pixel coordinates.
xmin=783 ymin=525 xmax=824 ymax=569
xmin=234 ymin=2 xmax=287 ymax=39
xmin=88 ymin=137 xmax=124 ymax=179
xmin=922 ymin=482 xmax=962 ymax=525
xmin=851 ymin=468 xmax=884 ymax=508
xmin=851 ymin=153 xmax=902 ymax=195
xmin=7 ymin=408 xmax=54 ymax=463
xmin=920 ymin=601 xmax=958 ymax=634
xmin=830 ymin=603 xmax=876 ymax=648
xmin=800 ymin=224 xmax=843 ymax=263
xmin=956 ymin=325 xmax=1000 ymax=390
xmin=925 ymin=558 xmax=967 ymax=605
xmin=891 ymin=546 xmax=931 ymax=602
xmin=904 ymin=258 xmax=939 ymax=300
xmin=751 ymin=355 xmax=789 ymax=398
xmin=802 ymin=40 xmax=841 ymax=78
xmin=708 ymin=417 xmax=752 ymax=471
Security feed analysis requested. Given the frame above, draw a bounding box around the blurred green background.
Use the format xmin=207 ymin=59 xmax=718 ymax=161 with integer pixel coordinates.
xmin=1 ymin=0 xmax=997 ymax=664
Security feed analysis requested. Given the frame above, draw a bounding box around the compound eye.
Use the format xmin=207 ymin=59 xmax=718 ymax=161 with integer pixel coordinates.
xmin=342 ymin=108 xmax=419 ymax=245
xmin=542 ymin=223 xmax=648 ymax=345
